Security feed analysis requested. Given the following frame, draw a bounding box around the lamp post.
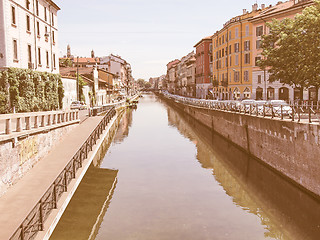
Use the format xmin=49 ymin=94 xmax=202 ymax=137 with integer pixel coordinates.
xmin=76 ymin=56 xmax=79 ymax=101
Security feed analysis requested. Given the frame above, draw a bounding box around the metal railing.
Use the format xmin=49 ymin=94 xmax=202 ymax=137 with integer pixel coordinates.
xmin=162 ymin=92 xmax=320 ymax=124
xmin=9 ymin=107 xmax=116 ymax=240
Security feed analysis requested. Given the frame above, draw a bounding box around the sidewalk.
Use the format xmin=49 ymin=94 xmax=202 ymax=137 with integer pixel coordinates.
xmin=0 ymin=115 xmax=104 ymax=240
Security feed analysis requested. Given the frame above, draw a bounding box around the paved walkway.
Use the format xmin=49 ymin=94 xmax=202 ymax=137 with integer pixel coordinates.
xmin=0 ymin=115 xmax=104 ymax=240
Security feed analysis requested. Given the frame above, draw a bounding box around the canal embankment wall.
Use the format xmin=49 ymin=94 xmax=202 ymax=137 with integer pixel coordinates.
xmin=164 ymin=97 xmax=320 ymax=197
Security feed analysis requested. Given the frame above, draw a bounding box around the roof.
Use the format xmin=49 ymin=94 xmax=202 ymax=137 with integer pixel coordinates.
xmin=251 ymin=0 xmax=294 ymax=21
xmin=46 ymin=0 xmax=60 ymax=11
xmin=167 ymin=59 xmax=180 ymax=70
xmin=74 ymin=58 xmax=100 ymax=64
xmin=194 ymin=36 xmax=213 ymax=48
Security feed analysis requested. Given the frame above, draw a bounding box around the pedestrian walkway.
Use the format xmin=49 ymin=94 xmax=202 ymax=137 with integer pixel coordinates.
xmin=0 ymin=115 xmax=104 ymax=240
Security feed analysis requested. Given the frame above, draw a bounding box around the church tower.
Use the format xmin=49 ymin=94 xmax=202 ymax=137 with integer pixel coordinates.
xmin=67 ymin=44 xmax=71 ymax=58
xmin=91 ymin=49 xmax=95 ymax=58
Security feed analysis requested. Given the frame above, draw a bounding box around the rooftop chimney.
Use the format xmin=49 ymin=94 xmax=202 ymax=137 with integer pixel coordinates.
xmin=243 ymin=9 xmax=247 ymax=14
xmin=252 ymin=3 xmax=258 ymax=11
xmin=261 ymin=4 xmax=266 ymax=9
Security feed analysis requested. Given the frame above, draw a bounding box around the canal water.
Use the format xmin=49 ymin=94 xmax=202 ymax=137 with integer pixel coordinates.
xmin=51 ymin=94 xmax=320 ymax=240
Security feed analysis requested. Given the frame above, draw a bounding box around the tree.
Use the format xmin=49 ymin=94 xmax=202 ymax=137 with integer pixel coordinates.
xmin=259 ymin=0 xmax=320 ymax=99
xmin=136 ymin=78 xmax=145 ymax=88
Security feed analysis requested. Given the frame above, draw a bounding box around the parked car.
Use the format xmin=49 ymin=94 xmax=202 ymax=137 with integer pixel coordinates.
xmin=70 ymin=101 xmax=82 ymax=110
xmin=269 ymin=100 xmax=293 ymax=116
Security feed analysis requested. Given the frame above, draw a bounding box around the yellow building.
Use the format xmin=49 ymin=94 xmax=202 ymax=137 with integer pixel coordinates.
xmin=212 ymin=4 xmax=261 ymax=100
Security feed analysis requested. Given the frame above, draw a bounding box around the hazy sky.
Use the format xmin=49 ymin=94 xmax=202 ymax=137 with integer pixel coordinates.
xmin=54 ymin=0 xmax=282 ymax=80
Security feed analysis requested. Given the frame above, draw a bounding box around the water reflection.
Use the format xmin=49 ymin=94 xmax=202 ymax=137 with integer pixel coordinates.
xmin=166 ymin=101 xmax=320 ymax=240
xmin=50 ymin=166 xmax=118 ymax=240
xmin=114 ymin=108 xmax=134 ymax=144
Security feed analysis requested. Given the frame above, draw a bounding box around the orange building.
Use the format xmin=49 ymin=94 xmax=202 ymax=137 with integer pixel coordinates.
xmin=212 ymin=4 xmax=261 ymax=100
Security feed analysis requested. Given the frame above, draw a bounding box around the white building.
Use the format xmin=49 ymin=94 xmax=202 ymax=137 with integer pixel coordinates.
xmin=0 ymin=0 xmax=60 ymax=73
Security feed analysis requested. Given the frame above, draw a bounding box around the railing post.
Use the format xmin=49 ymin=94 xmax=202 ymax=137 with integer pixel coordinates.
xmin=5 ymin=118 xmax=11 ymax=134
xmin=309 ymin=106 xmax=312 ymax=123
xmin=47 ymin=114 xmax=51 ymax=126
xmin=57 ymin=113 xmax=61 ymax=124
xmin=16 ymin=117 xmax=22 ymax=132
xmin=34 ymin=116 xmax=39 ymax=128
xmin=20 ymin=224 xmax=25 ymax=240
xmin=53 ymin=185 xmax=57 ymax=209
xmin=40 ymin=115 xmax=45 ymax=127
xmin=281 ymin=105 xmax=283 ymax=120
xmin=25 ymin=116 xmax=31 ymax=130
xmin=292 ymin=105 xmax=295 ymax=122
xmin=52 ymin=114 xmax=57 ymax=124
xmin=39 ymin=201 xmax=44 ymax=231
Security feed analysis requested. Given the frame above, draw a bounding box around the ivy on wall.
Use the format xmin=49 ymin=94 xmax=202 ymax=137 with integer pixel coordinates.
xmin=0 ymin=68 xmax=64 ymax=114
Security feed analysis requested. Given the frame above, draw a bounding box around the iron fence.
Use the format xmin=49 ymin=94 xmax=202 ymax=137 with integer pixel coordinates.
xmin=10 ymin=107 xmax=116 ymax=240
xmin=163 ymin=92 xmax=320 ymax=124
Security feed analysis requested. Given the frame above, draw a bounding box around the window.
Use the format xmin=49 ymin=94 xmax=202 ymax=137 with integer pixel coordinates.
xmin=258 ymin=75 xmax=262 ymax=84
xmin=222 ymin=35 xmax=224 ymax=44
xmin=53 ymin=54 xmax=56 ymax=68
xmin=13 ymin=39 xmax=18 ymax=61
xmin=219 ymin=50 xmax=221 ymax=58
xmin=235 ymin=55 xmax=239 ymax=65
xmin=26 ymin=0 xmax=30 ymax=10
xmin=244 ymin=41 xmax=250 ymax=51
xmin=225 ymin=57 xmax=228 ymax=67
xmin=222 ymin=49 xmax=224 ymax=57
xmin=229 ymin=31 xmax=232 ymax=40
xmin=44 ymin=7 xmax=47 ymax=21
xmin=230 ymin=72 xmax=232 ymax=82
xmin=225 ymin=47 xmax=228 ymax=55
xmin=12 ymin=6 xmax=16 ymax=25
xmin=26 ymin=15 xmax=31 ymax=32
xmin=219 ymin=38 xmax=221 ymax=45
xmin=245 ymin=53 xmax=250 ymax=64
xmin=36 ymin=1 xmax=39 ymax=16
xmin=255 ymin=56 xmax=261 ymax=66
xmin=244 ymin=70 xmax=249 ymax=82
xmin=229 ymin=45 xmax=231 ymax=54
xmin=234 ymin=71 xmax=240 ymax=82
xmin=245 ymin=25 xmax=249 ymax=36
xmin=256 ymin=40 xmax=261 ymax=49
xmin=46 ymin=51 xmax=49 ymax=67
xmin=229 ymin=56 xmax=232 ymax=66
xmin=37 ymin=21 xmax=40 ymax=37
xmin=28 ymin=45 xmax=32 ymax=63
xmin=51 ymin=13 xmax=54 ymax=26
xmin=234 ymin=43 xmax=239 ymax=53
xmin=256 ymin=26 xmax=263 ymax=37
xmin=38 ymin=47 xmax=41 ymax=65
xmin=52 ymin=31 xmax=55 ymax=42
xmin=235 ymin=28 xmax=239 ymax=38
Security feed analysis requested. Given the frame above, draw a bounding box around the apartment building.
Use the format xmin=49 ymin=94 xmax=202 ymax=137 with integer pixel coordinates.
xmin=251 ymin=0 xmax=315 ymax=101
xmin=194 ymin=36 xmax=212 ymax=99
xmin=212 ymin=4 xmax=261 ymax=100
xmin=166 ymin=59 xmax=180 ymax=94
xmin=0 ymin=0 xmax=60 ymax=73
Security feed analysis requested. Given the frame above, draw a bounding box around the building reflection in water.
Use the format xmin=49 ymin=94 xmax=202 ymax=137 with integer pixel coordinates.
xmin=166 ymin=104 xmax=320 ymax=240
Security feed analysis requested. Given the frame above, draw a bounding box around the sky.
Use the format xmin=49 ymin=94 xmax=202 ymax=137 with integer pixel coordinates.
xmin=54 ymin=0 xmax=283 ymax=80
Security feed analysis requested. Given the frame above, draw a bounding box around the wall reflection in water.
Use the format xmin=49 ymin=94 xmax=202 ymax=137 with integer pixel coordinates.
xmin=50 ymin=166 xmax=118 ymax=240
xmin=166 ymin=103 xmax=320 ymax=240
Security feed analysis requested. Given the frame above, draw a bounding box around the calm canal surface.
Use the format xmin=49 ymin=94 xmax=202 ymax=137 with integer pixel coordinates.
xmin=51 ymin=94 xmax=320 ymax=240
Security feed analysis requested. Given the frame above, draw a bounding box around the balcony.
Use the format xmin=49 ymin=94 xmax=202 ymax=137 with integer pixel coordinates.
xmin=212 ymin=80 xmax=219 ymax=87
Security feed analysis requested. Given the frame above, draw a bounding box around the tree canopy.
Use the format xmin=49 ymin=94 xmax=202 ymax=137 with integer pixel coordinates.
xmin=259 ymin=0 xmax=320 ymax=90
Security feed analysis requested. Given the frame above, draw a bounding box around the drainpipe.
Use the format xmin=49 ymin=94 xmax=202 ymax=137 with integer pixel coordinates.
xmin=49 ymin=5 xmax=53 ymax=72
xmin=33 ymin=0 xmax=37 ymax=70
xmin=261 ymin=17 xmax=267 ymax=100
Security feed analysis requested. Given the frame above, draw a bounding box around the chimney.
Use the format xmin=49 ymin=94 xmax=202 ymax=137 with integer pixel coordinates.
xmin=243 ymin=9 xmax=247 ymax=14
xmin=261 ymin=4 xmax=266 ymax=9
xmin=252 ymin=3 xmax=258 ymax=11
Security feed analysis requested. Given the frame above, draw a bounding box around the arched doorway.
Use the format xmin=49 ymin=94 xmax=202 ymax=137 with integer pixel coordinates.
xmin=308 ymin=87 xmax=318 ymax=103
xmin=243 ymin=87 xmax=251 ymax=99
xmin=279 ymin=87 xmax=289 ymax=101
xmin=267 ymin=87 xmax=275 ymax=100
xmin=233 ymin=87 xmax=240 ymax=100
xmin=256 ymin=87 xmax=263 ymax=100
xmin=294 ymin=87 xmax=303 ymax=101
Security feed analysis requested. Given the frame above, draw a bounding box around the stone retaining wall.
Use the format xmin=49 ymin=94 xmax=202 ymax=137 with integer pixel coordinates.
xmin=0 ymin=124 xmax=78 ymax=197
xmin=168 ymin=98 xmax=320 ymax=197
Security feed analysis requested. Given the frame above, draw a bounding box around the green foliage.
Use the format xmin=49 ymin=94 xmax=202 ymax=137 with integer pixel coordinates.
xmin=259 ymin=0 xmax=320 ymax=90
xmin=59 ymin=58 xmax=73 ymax=67
xmin=77 ymin=74 xmax=87 ymax=103
xmin=0 ymin=68 xmax=64 ymax=113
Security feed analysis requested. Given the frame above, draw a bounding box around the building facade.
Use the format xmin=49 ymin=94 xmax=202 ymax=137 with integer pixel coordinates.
xmin=166 ymin=59 xmax=180 ymax=94
xmin=194 ymin=36 xmax=212 ymax=99
xmin=212 ymin=4 xmax=260 ymax=100
xmin=0 ymin=0 xmax=60 ymax=73
xmin=251 ymin=0 xmax=318 ymax=101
